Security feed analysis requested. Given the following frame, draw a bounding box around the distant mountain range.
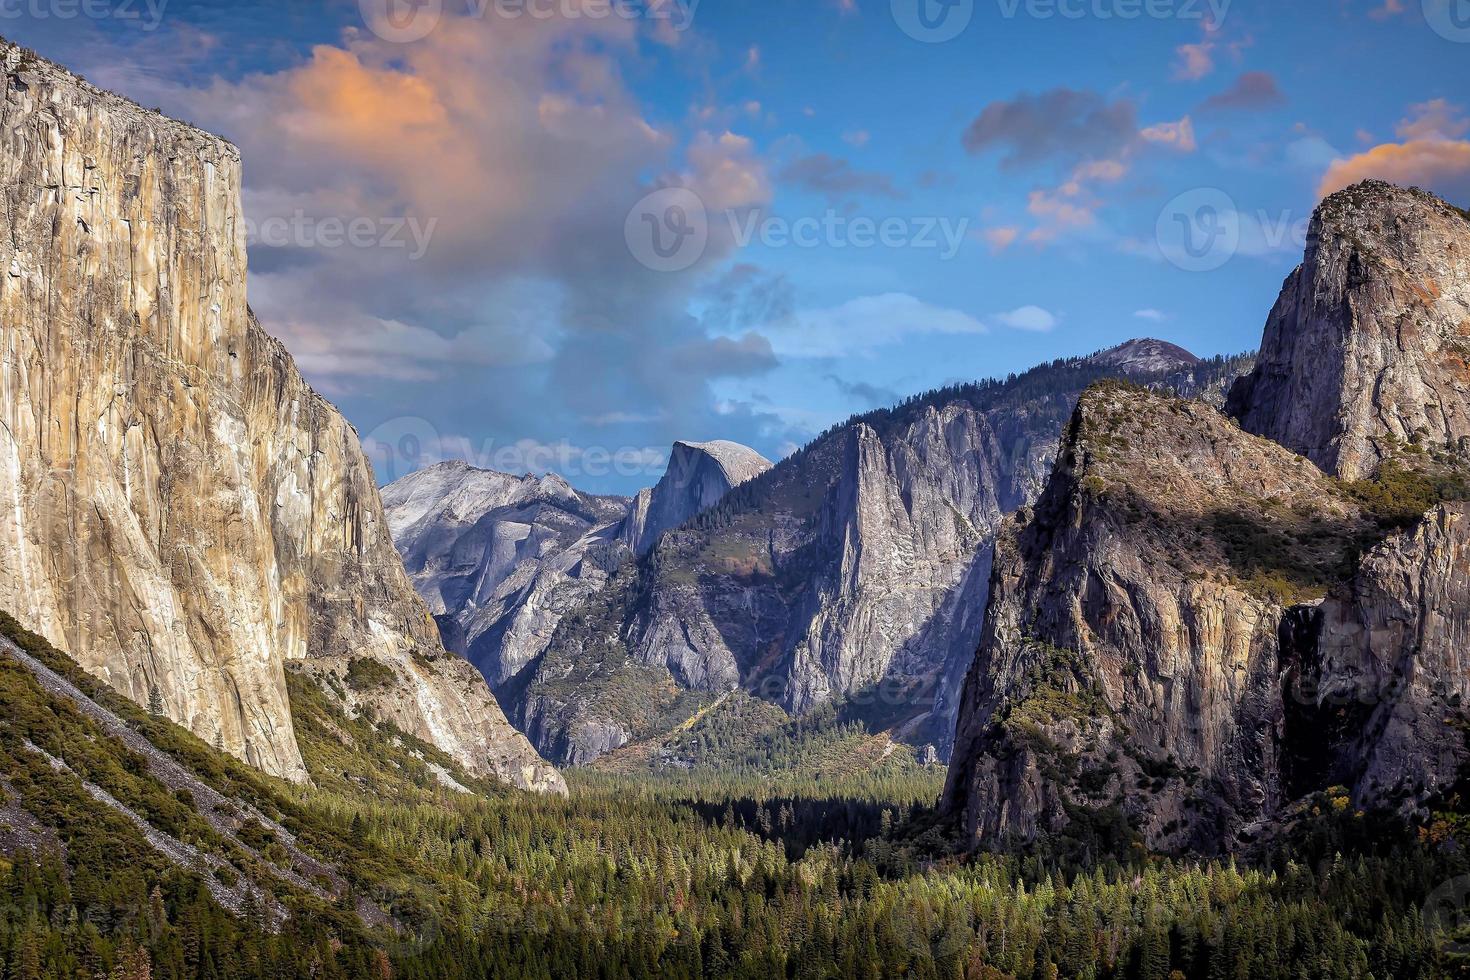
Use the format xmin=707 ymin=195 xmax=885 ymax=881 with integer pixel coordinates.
xmin=388 ymin=336 xmax=1255 ymax=769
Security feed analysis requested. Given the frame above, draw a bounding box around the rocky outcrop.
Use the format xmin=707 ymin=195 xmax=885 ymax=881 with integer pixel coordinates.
xmin=0 ymin=42 xmax=562 ymax=794
xmin=1287 ymin=503 xmax=1470 ymax=811
xmin=939 ymin=383 xmax=1380 ymax=852
xmin=383 ymin=461 xmax=630 ymax=692
xmin=618 ymin=440 xmax=772 ymax=556
xmin=1090 ymin=338 xmax=1201 ymax=375
xmin=525 ymin=351 xmax=1254 ymax=766
xmin=943 ymin=182 xmax=1470 ymax=854
xmin=1228 ymin=180 xmax=1470 ymax=480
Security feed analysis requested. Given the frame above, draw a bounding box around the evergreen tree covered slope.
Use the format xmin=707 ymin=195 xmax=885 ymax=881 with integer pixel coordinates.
xmin=3 ymin=610 xmax=1470 ymax=977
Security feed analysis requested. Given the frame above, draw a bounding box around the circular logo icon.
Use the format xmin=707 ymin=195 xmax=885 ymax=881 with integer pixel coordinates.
xmin=361 ymin=416 xmax=441 ymax=484
xmin=1424 ymin=876 xmax=1470 ymax=954
xmin=625 ymin=187 xmax=709 ymax=273
xmin=1156 ymin=188 xmax=1241 ymax=273
xmin=891 ymin=0 xmax=975 ymax=43
xmin=360 ymin=0 xmax=443 ymax=44
xmin=1425 ymin=0 xmax=1470 ymax=43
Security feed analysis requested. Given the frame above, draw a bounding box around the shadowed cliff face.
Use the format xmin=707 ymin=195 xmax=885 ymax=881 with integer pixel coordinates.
xmin=940 ymin=384 xmax=1379 ymax=852
xmin=944 ymin=183 xmax=1470 ymax=854
xmin=1306 ymin=503 xmax=1470 ymax=809
xmin=519 ymin=351 xmax=1253 ymax=767
xmin=0 ymin=42 xmax=563 ymax=794
xmin=1228 ymin=181 xmax=1470 ymax=480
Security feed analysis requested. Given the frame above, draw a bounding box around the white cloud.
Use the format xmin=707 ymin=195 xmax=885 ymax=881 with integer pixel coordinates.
xmin=992 ymin=306 xmax=1059 ymax=333
xmin=761 ymin=293 xmax=988 ymax=358
xmin=1134 ymin=309 xmax=1169 ymax=322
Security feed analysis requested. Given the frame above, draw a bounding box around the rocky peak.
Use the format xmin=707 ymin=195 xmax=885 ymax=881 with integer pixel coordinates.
xmin=1227 ymin=180 xmax=1470 ymax=479
xmin=1090 ymin=338 xmax=1203 ymax=375
xmin=940 ymin=381 xmax=1381 ymax=851
xmin=383 ymin=462 xmax=631 ymax=693
xmin=618 ymin=439 xmax=772 ymax=556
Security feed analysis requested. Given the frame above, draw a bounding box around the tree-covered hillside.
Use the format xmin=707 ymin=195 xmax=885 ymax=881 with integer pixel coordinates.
xmin=3 ymin=611 xmax=1470 ymax=978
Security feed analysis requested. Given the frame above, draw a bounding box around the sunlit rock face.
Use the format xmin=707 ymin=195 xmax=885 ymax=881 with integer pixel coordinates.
xmin=1229 ymin=180 xmax=1470 ymax=480
xmin=944 ymin=183 xmax=1470 ymax=853
xmin=0 ymin=42 xmax=563 ymax=794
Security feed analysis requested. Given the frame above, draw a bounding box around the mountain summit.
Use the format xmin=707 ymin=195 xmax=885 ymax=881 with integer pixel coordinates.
xmin=1090 ymin=338 xmax=1203 ymax=375
xmin=618 ymin=440 xmax=773 ymax=556
xmin=1228 ymin=180 xmax=1470 ymax=479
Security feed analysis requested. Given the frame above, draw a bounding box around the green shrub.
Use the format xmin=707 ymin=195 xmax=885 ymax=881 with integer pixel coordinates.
xmin=345 ymin=658 xmax=399 ymax=692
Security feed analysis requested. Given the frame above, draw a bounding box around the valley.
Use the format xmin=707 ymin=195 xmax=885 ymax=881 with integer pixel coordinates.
xmin=1 ymin=18 xmax=1469 ymax=980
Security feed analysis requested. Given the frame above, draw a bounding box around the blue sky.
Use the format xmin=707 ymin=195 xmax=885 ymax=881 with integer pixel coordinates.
xmin=7 ymin=0 xmax=1469 ymax=492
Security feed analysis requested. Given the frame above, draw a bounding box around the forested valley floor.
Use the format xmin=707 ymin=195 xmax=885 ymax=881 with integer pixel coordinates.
xmin=0 ymin=612 xmax=1466 ymax=979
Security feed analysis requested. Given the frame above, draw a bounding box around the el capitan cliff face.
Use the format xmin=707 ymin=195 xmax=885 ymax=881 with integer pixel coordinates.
xmin=0 ymin=42 xmax=562 ymax=794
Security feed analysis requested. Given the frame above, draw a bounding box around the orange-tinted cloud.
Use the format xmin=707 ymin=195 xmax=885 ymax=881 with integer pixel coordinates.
xmin=1318 ymin=140 xmax=1470 ymax=198
xmin=1317 ymin=101 xmax=1470 ymax=202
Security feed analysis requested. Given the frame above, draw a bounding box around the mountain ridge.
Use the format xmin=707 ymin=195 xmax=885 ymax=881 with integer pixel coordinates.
xmin=519 ymin=345 xmax=1256 ymax=767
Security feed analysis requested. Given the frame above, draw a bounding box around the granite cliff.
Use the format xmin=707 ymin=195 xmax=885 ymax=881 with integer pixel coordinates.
xmin=943 ymin=182 xmax=1470 ymax=852
xmin=384 ymin=462 xmax=631 ymax=693
xmin=940 ymin=383 xmax=1384 ymax=851
xmin=618 ymin=440 xmax=772 ymax=556
xmin=382 ymin=439 xmax=768 ymax=705
xmin=522 ymin=348 xmax=1254 ymax=766
xmin=1228 ymin=181 xmax=1470 ymax=480
xmin=0 ymin=42 xmax=562 ymax=793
